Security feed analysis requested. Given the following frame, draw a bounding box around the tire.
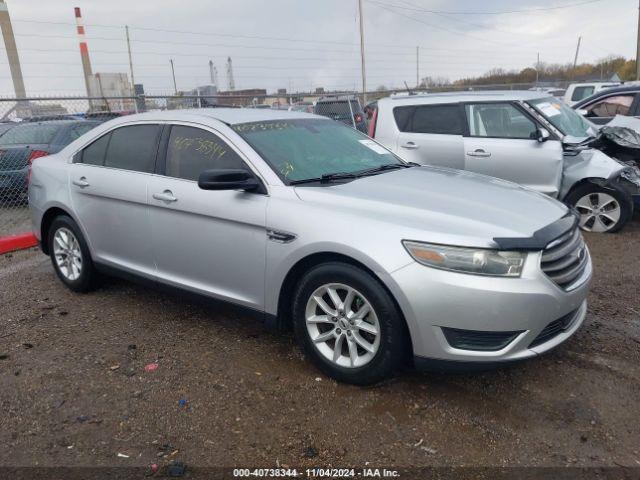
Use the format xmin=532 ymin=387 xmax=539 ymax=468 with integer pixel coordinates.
xmin=292 ymin=262 xmax=406 ymax=385
xmin=565 ymin=183 xmax=633 ymax=233
xmin=47 ymin=215 xmax=98 ymax=293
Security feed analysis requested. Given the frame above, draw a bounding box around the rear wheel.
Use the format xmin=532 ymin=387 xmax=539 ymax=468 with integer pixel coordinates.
xmin=48 ymin=215 xmax=98 ymax=292
xmin=292 ymin=262 xmax=406 ymax=385
xmin=565 ymin=183 xmax=632 ymax=233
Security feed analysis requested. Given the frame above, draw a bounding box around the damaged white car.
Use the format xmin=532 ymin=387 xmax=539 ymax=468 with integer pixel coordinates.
xmin=371 ymin=92 xmax=640 ymax=233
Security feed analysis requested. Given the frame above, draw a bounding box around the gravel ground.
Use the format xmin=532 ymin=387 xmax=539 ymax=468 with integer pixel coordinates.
xmin=0 ymin=205 xmax=31 ymax=237
xmin=0 ymin=219 xmax=639 ymax=473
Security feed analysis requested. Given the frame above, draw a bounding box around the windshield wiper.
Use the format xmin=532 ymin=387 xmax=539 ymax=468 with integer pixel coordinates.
xmin=289 ymin=171 xmax=358 ymax=185
xmin=353 ymin=163 xmax=416 ymax=177
xmin=289 ymin=163 xmax=418 ymax=185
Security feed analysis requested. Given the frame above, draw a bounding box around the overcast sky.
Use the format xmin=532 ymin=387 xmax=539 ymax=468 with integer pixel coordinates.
xmin=0 ymin=0 xmax=637 ymax=96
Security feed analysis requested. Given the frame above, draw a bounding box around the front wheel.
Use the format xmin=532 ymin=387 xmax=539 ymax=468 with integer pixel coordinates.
xmin=292 ymin=262 xmax=406 ymax=385
xmin=565 ymin=184 xmax=633 ymax=233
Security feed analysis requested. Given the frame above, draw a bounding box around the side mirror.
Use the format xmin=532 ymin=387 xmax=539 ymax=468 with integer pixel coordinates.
xmin=576 ymin=109 xmax=588 ymax=117
xmin=536 ymin=127 xmax=550 ymax=143
xmin=198 ymin=169 xmax=260 ymax=191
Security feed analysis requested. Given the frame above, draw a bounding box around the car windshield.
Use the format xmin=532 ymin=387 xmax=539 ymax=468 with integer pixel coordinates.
xmin=0 ymin=123 xmax=61 ymax=145
xmin=232 ymin=118 xmax=402 ymax=183
xmin=527 ymin=97 xmax=597 ymax=139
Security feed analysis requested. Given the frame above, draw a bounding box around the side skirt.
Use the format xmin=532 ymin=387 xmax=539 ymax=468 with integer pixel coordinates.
xmin=94 ymin=262 xmax=279 ymax=329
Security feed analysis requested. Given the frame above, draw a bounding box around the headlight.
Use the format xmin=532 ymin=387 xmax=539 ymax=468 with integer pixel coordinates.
xmin=402 ymin=241 xmax=526 ymax=277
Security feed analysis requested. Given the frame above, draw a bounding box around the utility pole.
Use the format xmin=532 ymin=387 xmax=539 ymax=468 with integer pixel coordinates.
xmin=536 ymin=52 xmax=539 ymax=85
xmin=170 ymin=59 xmax=177 ymax=94
xmin=573 ymin=36 xmax=582 ymax=70
xmin=125 ymin=26 xmax=135 ymax=96
xmin=636 ymin=0 xmax=640 ymax=80
xmin=358 ymin=0 xmax=367 ymax=104
xmin=0 ymin=0 xmax=26 ymax=100
xmin=416 ymin=46 xmax=420 ymax=88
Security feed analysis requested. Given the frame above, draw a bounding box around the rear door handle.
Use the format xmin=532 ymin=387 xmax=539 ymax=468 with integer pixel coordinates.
xmin=152 ymin=190 xmax=178 ymax=203
xmin=72 ymin=177 xmax=90 ymax=188
xmin=466 ymin=149 xmax=491 ymax=158
xmin=401 ymin=141 xmax=419 ymax=150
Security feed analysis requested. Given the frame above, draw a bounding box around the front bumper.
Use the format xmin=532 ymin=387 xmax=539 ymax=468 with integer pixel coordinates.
xmin=385 ymin=249 xmax=592 ymax=365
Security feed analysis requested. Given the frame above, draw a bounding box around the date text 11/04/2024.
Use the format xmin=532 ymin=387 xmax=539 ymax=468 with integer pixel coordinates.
xmin=232 ymin=468 xmax=400 ymax=478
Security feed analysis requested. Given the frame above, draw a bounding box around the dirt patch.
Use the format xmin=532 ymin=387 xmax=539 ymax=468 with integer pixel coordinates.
xmin=0 ymin=220 xmax=639 ymax=469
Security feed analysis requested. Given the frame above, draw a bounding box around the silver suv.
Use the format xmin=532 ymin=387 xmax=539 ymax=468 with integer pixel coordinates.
xmin=371 ymin=91 xmax=640 ymax=233
xmin=29 ymin=109 xmax=591 ymax=384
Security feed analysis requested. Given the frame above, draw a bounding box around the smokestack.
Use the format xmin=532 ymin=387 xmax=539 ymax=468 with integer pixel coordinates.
xmin=0 ymin=0 xmax=26 ymax=99
xmin=226 ymin=57 xmax=235 ymax=91
xmin=75 ymin=6 xmax=94 ymax=97
xmin=209 ymin=60 xmax=215 ymax=85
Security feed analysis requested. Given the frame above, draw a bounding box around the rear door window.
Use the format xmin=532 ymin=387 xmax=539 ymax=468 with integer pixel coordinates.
xmin=164 ymin=125 xmax=246 ymax=181
xmin=394 ymin=105 xmax=464 ymax=135
xmin=103 ymin=125 xmax=160 ymax=173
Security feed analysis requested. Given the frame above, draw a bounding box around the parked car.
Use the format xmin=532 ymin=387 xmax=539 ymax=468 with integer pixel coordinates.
xmin=313 ymin=95 xmax=368 ymax=133
xmin=563 ymin=82 xmax=620 ymax=106
xmin=528 ymin=87 xmax=566 ymax=98
xmin=0 ymin=122 xmax=16 ymax=137
xmin=29 ymin=109 xmax=591 ymax=384
xmin=371 ymin=91 xmax=640 ymax=233
xmin=572 ymin=85 xmax=640 ymax=125
xmin=288 ymin=102 xmax=314 ymax=113
xmin=0 ymin=120 xmax=101 ymax=201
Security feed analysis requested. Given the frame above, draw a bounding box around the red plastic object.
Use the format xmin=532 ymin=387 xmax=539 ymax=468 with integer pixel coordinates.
xmin=144 ymin=362 xmax=159 ymax=372
xmin=0 ymin=232 xmax=38 ymax=254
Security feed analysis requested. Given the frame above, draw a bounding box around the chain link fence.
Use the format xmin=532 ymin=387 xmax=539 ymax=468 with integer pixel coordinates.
xmin=0 ymin=92 xmax=364 ymax=239
xmin=0 ymin=82 xmax=568 ymax=240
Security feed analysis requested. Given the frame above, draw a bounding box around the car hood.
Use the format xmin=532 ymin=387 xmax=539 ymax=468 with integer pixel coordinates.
xmin=293 ymin=166 xmax=568 ymax=248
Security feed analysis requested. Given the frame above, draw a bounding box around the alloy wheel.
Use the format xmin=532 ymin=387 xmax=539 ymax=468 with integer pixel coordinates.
xmin=305 ymin=283 xmax=380 ymax=368
xmin=53 ymin=227 xmax=83 ymax=281
xmin=575 ymin=192 xmax=621 ymax=233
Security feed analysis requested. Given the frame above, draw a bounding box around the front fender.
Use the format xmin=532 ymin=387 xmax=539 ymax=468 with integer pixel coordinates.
xmin=264 ymin=240 xmax=413 ymax=316
xmin=560 ymin=149 xmax=626 ymax=199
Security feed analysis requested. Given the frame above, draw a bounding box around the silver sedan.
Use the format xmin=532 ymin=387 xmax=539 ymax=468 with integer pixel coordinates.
xmin=28 ymin=109 xmax=592 ymax=384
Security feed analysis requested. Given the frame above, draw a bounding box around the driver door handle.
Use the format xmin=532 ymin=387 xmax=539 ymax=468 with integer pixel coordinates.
xmin=401 ymin=141 xmax=420 ymax=150
xmin=152 ymin=190 xmax=178 ymax=203
xmin=72 ymin=177 xmax=90 ymax=188
xmin=467 ymin=149 xmax=491 ymax=158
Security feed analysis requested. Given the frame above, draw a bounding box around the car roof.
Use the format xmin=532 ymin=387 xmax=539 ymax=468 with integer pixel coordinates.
xmin=101 ymin=108 xmax=319 ymax=126
xmin=573 ymin=85 xmax=640 ymax=107
xmin=379 ymin=90 xmax=549 ymax=106
xmin=13 ymin=119 xmax=93 ymax=127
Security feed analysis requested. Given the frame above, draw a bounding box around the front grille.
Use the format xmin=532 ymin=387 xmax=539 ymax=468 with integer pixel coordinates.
xmin=442 ymin=327 xmax=523 ymax=351
xmin=541 ymin=227 xmax=589 ymax=290
xmin=529 ymin=309 xmax=578 ymax=348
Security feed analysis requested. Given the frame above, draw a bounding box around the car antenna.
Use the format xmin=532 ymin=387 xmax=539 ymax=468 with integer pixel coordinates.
xmin=403 ymin=81 xmax=415 ymax=96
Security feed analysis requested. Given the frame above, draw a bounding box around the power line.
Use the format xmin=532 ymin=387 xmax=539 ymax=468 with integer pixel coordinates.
xmin=368 ymin=0 xmax=608 ymax=15
xmin=367 ymin=1 xmax=517 ymax=47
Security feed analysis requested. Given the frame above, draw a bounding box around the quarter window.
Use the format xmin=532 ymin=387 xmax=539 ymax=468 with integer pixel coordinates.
xmin=104 ymin=125 xmax=160 ymax=173
xmin=465 ymin=103 xmax=538 ymax=139
xmin=165 ymin=126 xmax=245 ymax=181
xmin=79 ymin=132 xmax=111 ymax=165
xmin=586 ymin=94 xmax=635 ymax=117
